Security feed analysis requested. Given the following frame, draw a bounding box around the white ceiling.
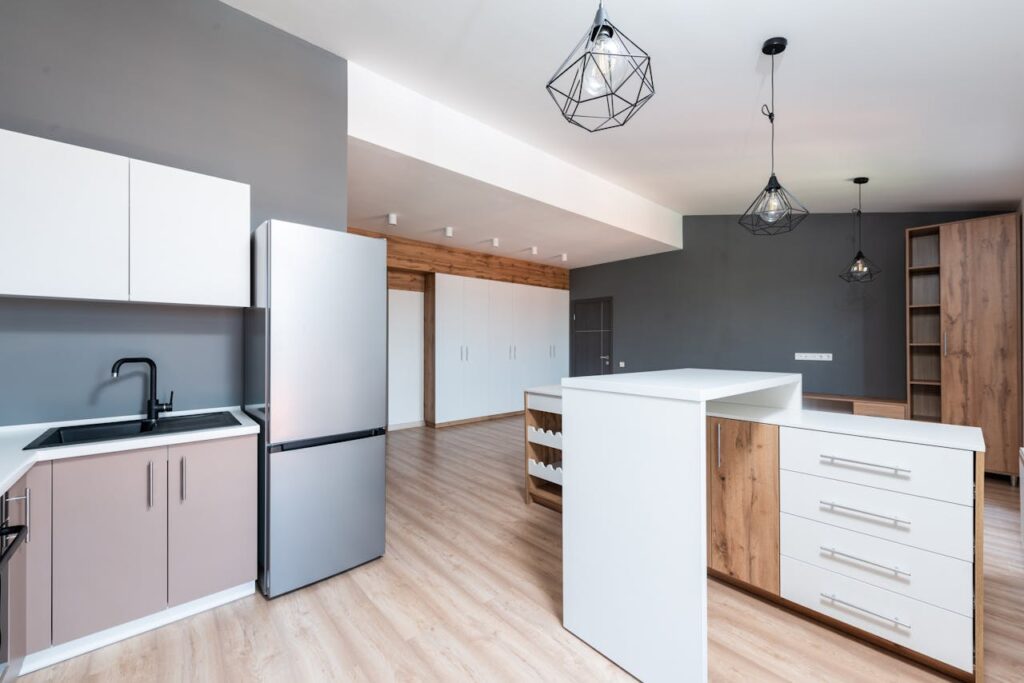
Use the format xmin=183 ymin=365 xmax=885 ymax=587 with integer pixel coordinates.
xmin=226 ymin=0 xmax=1024 ymax=215
xmin=347 ymin=138 xmax=676 ymax=268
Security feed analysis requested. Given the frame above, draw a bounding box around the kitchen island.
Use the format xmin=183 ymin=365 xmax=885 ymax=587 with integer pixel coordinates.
xmin=561 ymin=369 xmax=985 ymax=683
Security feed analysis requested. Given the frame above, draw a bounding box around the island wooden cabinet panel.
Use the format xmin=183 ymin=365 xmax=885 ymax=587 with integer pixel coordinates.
xmin=939 ymin=214 xmax=1021 ymax=476
xmin=706 ymin=417 xmax=780 ymax=594
xmin=6 ymin=463 xmax=53 ymax=656
xmin=52 ymin=447 xmax=168 ymax=645
xmin=168 ymin=436 xmax=257 ymax=606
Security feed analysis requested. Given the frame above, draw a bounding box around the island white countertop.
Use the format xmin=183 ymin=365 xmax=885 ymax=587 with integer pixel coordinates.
xmin=562 ymin=368 xmax=801 ymax=402
xmin=525 ymin=384 xmax=562 ymax=398
xmin=0 ymin=407 xmax=259 ymax=495
xmin=708 ymin=401 xmax=985 ymax=453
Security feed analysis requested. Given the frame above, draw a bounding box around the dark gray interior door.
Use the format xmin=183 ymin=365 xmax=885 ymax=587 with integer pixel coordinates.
xmin=571 ymin=298 xmax=612 ymax=376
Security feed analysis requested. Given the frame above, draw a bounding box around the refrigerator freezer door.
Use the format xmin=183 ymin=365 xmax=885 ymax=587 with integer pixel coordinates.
xmin=267 ymin=222 xmax=387 ymax=445
xmin=266 ymin=435 xmax=385 ymax=597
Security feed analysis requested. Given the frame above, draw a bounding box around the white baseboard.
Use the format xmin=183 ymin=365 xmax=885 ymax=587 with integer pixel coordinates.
xmin=21 ymin=582 xmax=255 ymax=674
xmin=387 ymin=420 xmax=425 ymax=431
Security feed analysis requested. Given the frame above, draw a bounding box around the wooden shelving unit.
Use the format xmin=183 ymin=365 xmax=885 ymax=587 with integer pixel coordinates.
xmin=906 ymin=225 xmax=942 ymax=421
xmin=524 ymin=387 xmax=562 ymax=512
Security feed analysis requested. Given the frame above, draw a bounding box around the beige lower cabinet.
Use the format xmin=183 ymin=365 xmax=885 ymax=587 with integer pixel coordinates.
xmin=32 ymin=434 xmax=257 ymax=651
xmin=168 ymin=437 xmax=257 ymax=606
xmin=7 ymin=463 xmax=53 ymax=656
xmin=52 ymin=446 xmax=168 ymax=644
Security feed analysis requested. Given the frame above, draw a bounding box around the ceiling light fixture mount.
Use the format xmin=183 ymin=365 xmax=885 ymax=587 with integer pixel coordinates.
xmin=839 ymin=177 xmax=881 ymax=283
xmin=738 ymin=36 xmax=809 ymax=236
xmin=545 ymin=0 xmax=654 ymax=132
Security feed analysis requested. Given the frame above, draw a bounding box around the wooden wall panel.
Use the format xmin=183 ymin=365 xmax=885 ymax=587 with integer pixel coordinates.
xmin=388 ymin=269 xmax=426 ymax=292
xmin=349 ymin=227 xmax=569 ymax=289
xmin=423 ymin=273 xmax=436 ymax=426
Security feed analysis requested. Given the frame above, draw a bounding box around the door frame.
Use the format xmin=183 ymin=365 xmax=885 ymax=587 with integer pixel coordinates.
xmin=570 ymin=297 xmax=613 ymax=376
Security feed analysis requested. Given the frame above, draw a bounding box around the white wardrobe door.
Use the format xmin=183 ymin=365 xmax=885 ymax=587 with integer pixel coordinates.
xmin=461 ymin=276 xmax=491 ymax=420
xmin=513 ymin=283 xmax=546 ymax=395
xmin=549 ymin=288 xmax=570 ymax=383
xmin=129 ymin=159 xmax=249 ymax=306
xmin=0 ymin=129 xmax=129 ymax=301
xmin=434 ymin=274 xmax=464 ymax=423
xmin=487 ymin=280 xmax=515 ymax=415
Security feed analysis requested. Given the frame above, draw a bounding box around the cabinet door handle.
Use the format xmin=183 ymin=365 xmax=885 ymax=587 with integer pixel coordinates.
xmin=147 ymin=461 xmax=154 ymax=509
xmin=943 ymin=331 xmax=948 ymax=357
xmin=819 ymin=500 xmax=911 ymax=526
xmin=820 ymin=593 xmax=911 ymax=630
xmin=819 ymin=454 xmax=911 ymax=476
xmin=180 ymin=457 xmax=187 ymax=502
xmin=716 ymin=423 xmax=722 ymax=469
xmin=5 ymin=489 xmax=31 ymax=542
xmin=819 ymin=546 xmax=911 ymax=577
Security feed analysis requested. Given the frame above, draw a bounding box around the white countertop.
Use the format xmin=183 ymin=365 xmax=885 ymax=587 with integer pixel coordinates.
xmin=708 ymin=401 xmax=986 ymax=452
xmin=0 ymin=407 xmax=259 ymax=494
xmin=562 ymin=368 xmax=801 ymax=402
xmin=525 ymin=384 xmax=562 ymax=398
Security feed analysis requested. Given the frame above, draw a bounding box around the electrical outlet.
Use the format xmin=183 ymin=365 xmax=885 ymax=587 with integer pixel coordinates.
xmin=795 ymin=352 xmax=833 ymax=361
xmin=619 ymin=361 xmax=626 ymax=368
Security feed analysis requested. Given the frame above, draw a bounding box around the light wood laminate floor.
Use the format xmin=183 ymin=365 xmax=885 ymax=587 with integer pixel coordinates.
xmin=25 ymin=417 xmax=1024 ymax=682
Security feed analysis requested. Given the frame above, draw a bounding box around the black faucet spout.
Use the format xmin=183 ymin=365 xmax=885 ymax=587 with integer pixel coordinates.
xmin=110 ymin=357 xmax=172 ymax=422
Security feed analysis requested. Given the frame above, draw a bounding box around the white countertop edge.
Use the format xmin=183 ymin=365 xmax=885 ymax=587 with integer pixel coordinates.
xmin=525 ymin=384 xmax=562 ymax=398
xmin=562 ymin=369 xmax=801 ymax=402
xmin=707 ymin=402 xmax=986 ymax=453
xmin=0 ymin=407 xmax=259 ymax=494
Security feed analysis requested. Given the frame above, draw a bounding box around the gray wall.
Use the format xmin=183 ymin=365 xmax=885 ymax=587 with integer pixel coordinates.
xmin=570 ymin=212 xmax=994 ymax=400
xmin=0 ymin=0 xmax=348 ymax=425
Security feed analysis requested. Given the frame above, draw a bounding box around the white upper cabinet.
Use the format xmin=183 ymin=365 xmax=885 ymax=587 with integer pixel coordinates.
xmin=0 ymin=128 xmax=129 ymax=301
xmin=129 ymin=160 xmax=250 ymax=307
xmin=0 ymin=128 xmax=249 ymax=307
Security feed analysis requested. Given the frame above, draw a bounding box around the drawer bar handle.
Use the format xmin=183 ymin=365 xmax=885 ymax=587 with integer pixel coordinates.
xmin=819 ymin=454 xmax=911 ymax=476
xmin=820 ymin=592 xmax=911 ymax=630
xmin=819 ymin=546 xmax=911 ymax=577
xmin=819 ymin=500 xmax=911 ymax=526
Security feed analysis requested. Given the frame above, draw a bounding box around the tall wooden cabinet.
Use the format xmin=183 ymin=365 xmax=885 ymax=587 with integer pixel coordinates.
xmin=706 ymin=416 xmax=780 ymax=594
xmin=905 ymin=213 xmax=1022 ymax=476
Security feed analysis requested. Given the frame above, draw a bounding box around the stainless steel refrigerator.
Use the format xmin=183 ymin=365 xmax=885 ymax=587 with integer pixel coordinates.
xmin=244 ymin=220 xmax=387 ymax=598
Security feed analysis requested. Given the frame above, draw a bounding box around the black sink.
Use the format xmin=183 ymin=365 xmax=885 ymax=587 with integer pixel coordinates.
xmin=25 ymin=412 xmax=240 ymax=450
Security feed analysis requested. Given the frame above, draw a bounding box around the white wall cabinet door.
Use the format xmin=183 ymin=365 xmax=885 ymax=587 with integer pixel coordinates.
xmin=512 ymin=284 xmax=547 ymax=399
xmin=547 ymin=288 xmax=570 ymax=383
xmin=129 ymin=159 xmax=249 ymax=306
xmin=434 ymin=274 xmax=464 ymax=424
xmin=0 ymin=129 xmax=129 ymax=301
xmin=487 ymin=280 xmax=515 ymax=415
xmin=461 ymin=276 xmax=491 ymax=420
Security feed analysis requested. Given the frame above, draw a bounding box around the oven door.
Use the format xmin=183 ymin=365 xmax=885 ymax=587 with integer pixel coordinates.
xmin=0 ymin=525 xmax=27 ymax=682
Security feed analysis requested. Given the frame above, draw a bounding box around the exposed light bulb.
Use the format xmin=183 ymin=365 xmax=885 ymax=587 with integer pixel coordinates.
xmin=582 ymin=28 xmax=628 ymax=98
xmin=756 ymin=189 xmax=785 ymax=224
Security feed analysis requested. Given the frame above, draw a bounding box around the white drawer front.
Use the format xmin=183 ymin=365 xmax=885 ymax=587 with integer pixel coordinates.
xmin=782 ymin=557 xmax=973 ymax=673
xmin=526 ymin=393 xmax=562 ymax=414
xmin=780 ymin=427 xmax=973 ymax=505
xmin=780 ymin=470 xmax=973 ymax=561
xmin=781 ymin=513 xmax=973 ymax=616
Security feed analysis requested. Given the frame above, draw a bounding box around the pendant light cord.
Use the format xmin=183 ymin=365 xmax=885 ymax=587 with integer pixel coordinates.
xmin=761 ymin=53 xmax=776 ymax=174
xmin=856 ymin=183 xmax=863 ymax=248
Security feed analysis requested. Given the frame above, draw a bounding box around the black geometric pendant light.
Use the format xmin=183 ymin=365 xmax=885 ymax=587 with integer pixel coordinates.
xmin=839 ymin=177 xmax=882 ymax=283
xmin=739 ymin=37 xmax=809 ymax=235
xmin=545 ymin=1 xmax=654 ymax=132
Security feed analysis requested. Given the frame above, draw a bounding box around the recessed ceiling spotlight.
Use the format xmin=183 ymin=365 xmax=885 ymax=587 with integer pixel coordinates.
xmin=444 ymin=226 xmax=454 ymax=238
xmin=491 ymin=238 xmax=500 ymax=248
xmin=560 ymin=253 xmax=568 ymax=262
xmin=530 ymin=246 xmax=539 ymax=255
xmin=387 ymin=213 xmax=398 ymax=226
